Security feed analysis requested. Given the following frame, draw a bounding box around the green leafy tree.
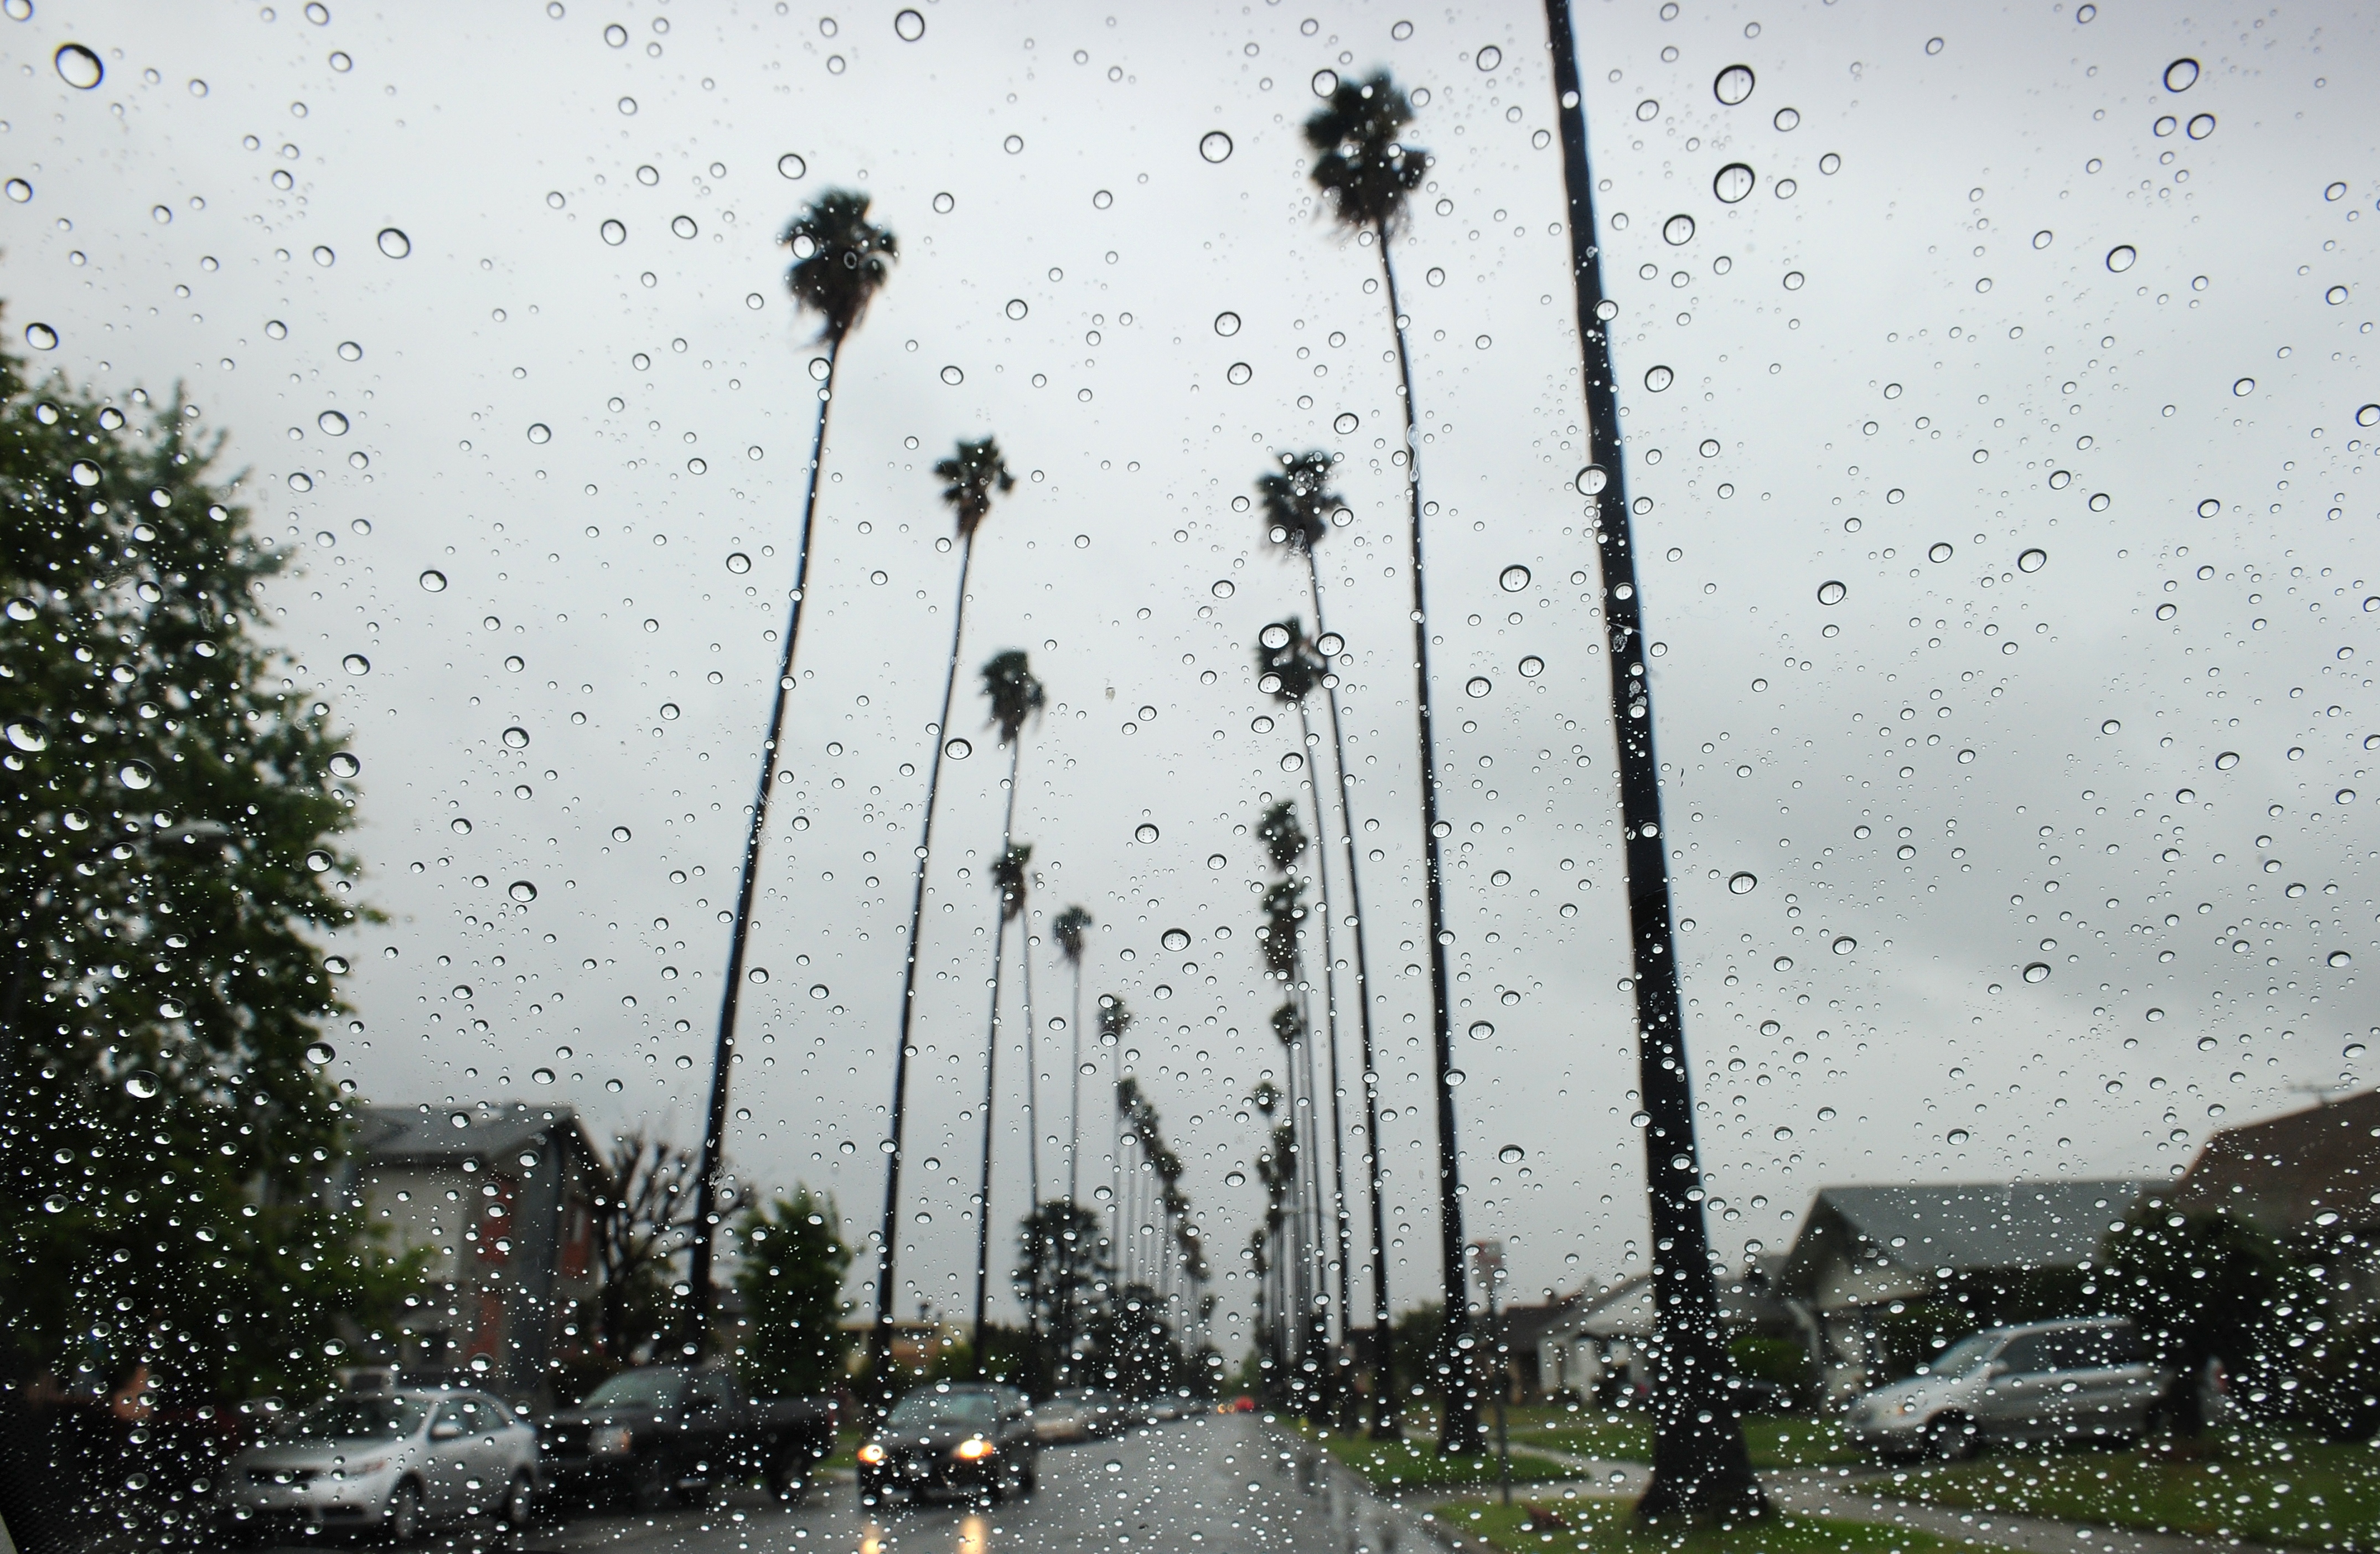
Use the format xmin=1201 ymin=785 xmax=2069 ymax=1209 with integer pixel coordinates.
xmin=736 ymin=1187 xmax=853 ymax=1398
xmin=0 ymin=332 xmax=405 ymax=1410
xmin=2102 ymin=1202 xmax=2305 ymax=1434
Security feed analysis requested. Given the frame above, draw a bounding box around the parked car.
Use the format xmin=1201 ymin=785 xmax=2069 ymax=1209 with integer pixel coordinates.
xmin=1846 ymin=1318 xmax=2174 ymax=1460
xmin=857 ymin=1383 xmax=1038 ymax=1506
xmin=219 ymin=1387 xmax=539 ymax=1543
xmin=1029 ymin=1395 xmax=1096 ymax=1444
xmin=540 ymin=1365 xmax=836 ymax=1509
xmin=1037 ymin=1386 xmax=1131 ymax=1438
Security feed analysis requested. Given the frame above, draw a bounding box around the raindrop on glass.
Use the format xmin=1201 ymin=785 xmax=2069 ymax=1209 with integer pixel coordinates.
xmin=778 ymin=153 xmax=807 ymax=179
xmin=945 ymin=737 xmax=972 ymax=760
xmin=1214 ymin=311 xmax=1241 ymax=337
xmin=1498 ymin=1145 xmax=1525 ymax=1164
xmin=329 ymin=753 xmax=361 ymax=778
xmin=1518 ymin=656 xmax=1544 ymax=678
xmin=1643 ymin=365 xmax=1675 ymax=392
xmin=2017 ymin=548 xmax=2047 ymax=573
xmin=318 ymin=410 xmax=349 ymax=435
xmin=1476 ymin=44 xmax=1502 ymax=71
xmin=2022 ymin=962 xmax=2051 ymax=983
xmin=306 ymin=1042 xmax=337 ymax=1065
xmin=1334 ymin=412 xmax=1360 ymax=435
xmin=527 ymin=423 xmax=552 ymax=444
xmin=1727 ymin=871 xmax=1757 ymax=894
xmin=1211 ymin=579 xmax=1235 ymax=599
xmin=600 ymin=219 xmax=627 ymax=245
xmin=2330 ymin=951 xmax=2353 ymax=968
xmin=306 ymin=849 xmax=334 ymax=872
xmin=1135 ymin=823 xmax=1160 ymax=844
xmin=671 ymin=214 xmax=698 ymax=239
xmin=940 ymin=365 xmax=964 ymax=385
xmin=893 ymin=7 xmax=924 ymax=40
xmin=376 ymin=227 xmax=411 ymax=258
xmin=1831 ymin=936 xmax=1855 ymax=955
xmin=1199 ymin=131 xmax=1234 ymax=163
xmin=1467 ymin=1020 xmax=1494 ymax=1040
xmin=54 ymin=43 xmax=103 ymax=89
xmin=5 ymin=720 xmax=46 ymax=752
xmin=1227 ymin=362 xmax=1253 ymax=385
xmin=23 ymin=323 xmax=58 ymax=351
xmin=1499 ymin=565 xmax=1532 ymax=592
xmin=1714 ymin=64 xmax=1755 ymax=105
xmin=1162 ymin=928 xmax=1192 ymax=951
xmin=2232 ymin=376 xmax=2254 ymax=397
xmin=2105 ymin=244 xmax=2136 ymax=272
xmin=1312 ymin=69 xmax=1338 ymax=97
xmin=1816 ymin=580 xmax=1848 ymax=606
xmin=2214 ymin=751 xmax=2239 ymax=771
xmin=343 ymin=653 xmax=370 ymax=674
xmin=418 ymin=569 xmax=447 ymax=592
xmin=1713 ymin=163 xmax=1756 ymax=203
xmin=1465 ymin=677 xmax=1491 ymax=698
xmin=2163 ymin=56 xmax=2199 ymax=91
xmin=125 ymin=1071 xmax=159 ymax=1099
xmin=1662 ymin=213 xmax=1695 ymax=245
xmin=1207 ymin=853 xmax=1228 ymax=870
xmin=1928 ymin=543 xmax=1953 ymax=562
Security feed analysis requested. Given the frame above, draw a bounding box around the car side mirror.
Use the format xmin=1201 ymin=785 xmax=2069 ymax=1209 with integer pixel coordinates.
xmin=1986 ymin=1362 xmax=2011 ymax=1380
xmin=430 ymin=1421 xmax=465 ymax=1442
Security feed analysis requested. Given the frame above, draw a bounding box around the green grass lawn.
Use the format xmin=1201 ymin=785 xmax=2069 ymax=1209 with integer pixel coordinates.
xmin=1889 ymin=1433 xmax=2380 ymax=1550
xmin=1307 ymin=1428 xmax=1580 ymax=1494
xmin=1431 ymin=1495 xmax=1995 ymax=1554
xmin=1520 ymin=1412 xmax=1858 ymax=1472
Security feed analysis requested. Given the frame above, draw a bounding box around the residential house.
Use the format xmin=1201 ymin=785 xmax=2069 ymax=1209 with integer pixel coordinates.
xmin=1771 ymin=1178 xmax=2150 ymax=1400
xmin=1526 ymin=1261 xmax=1791 ymax=1402
xmin=2171 ymin=1087 xmax=2380 ymax=1305
xmin=344 ymin=1103 xmax=609 ymax=1405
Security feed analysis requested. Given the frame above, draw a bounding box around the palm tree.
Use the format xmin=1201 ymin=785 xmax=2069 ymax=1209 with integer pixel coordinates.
xmin=1259 ymin=454 xmax=1401 ymax=1436
xmin=1258 ymin=618 xmax=1359 ymax=1426
xmin=972 ymin=840 xmax=1031 ymax=1377
xmin=1304 ymin=73 xmax=1477 ymax=1454
xmin=1099 ymin=993 xmax=1135 ymax=1293
xmin=689 ymin=190 xmax=897 ymax=1348
xmin=1052 ymin=903 xmax=1093 ymax=1384
xmin=867 ymin=436 xmax=1017 ymax=1409
xmin=1538 ymin=3 xmax=1765 ymax=1520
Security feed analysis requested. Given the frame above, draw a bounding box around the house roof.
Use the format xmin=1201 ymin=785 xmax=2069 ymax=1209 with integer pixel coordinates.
xmin=1778 ymin=1179 xmax=2150 ymax=1293
xmin=353 ymin=1102 xmax=607 ymax=1183
xmin=2170 ymin=1088 xmax=2380 ymax=1231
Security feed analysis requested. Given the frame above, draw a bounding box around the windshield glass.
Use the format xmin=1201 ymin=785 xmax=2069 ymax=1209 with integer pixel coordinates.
xmin=1919 ymin=1334 xmax=2001 ymax=1379
xmin=580 ymin=1373 xmax=687 ymax=1412
xmin=886 ymin=1392 xmax=1002 ymax=1431
xmin=269 ymin=1397 xmax=427 ymax=1443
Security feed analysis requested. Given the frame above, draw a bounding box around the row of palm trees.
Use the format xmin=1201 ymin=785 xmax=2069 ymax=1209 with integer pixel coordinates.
xmin=684 ymin=24 xmax=1762 ymax=1517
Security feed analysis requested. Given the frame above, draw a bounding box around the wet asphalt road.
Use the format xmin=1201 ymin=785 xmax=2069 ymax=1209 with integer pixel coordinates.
xmin=277 ymin=1414 xmax=1429 ymax=1554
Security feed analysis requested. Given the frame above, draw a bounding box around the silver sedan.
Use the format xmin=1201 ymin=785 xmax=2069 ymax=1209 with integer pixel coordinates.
xmin=219 ymin=1387 xmax=540 ymax=1542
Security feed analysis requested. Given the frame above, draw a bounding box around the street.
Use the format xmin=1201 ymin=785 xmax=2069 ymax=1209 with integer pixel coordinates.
xmin=253 ymin=1414 xmax=1430 ymax=1554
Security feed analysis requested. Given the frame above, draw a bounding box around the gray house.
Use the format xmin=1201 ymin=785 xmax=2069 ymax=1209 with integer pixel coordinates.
xmin=1771 ymin=1179 xmax=2150 ymax=1399
xmin=343 ymin=1103 xmax=610 ymax=1405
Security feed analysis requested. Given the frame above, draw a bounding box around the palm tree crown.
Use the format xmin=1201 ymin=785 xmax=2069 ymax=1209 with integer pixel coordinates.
xmin=1256 ymin=618 xmax=1322 ymax=705
xmin=1256 ymin=799 xmax=1308 ymax=877
xmin=935 ymin=437 xmax=1016 ymax=540
xmin=1054 ymin=905 xmax=1093 ymax=965
xmin=993 ymin=843 xmax=1031 ymax=924
xmin=1303 ymin=74 xmax=1429 ymax=236
xmin=781 ymin=190 xmax=898 ymax=342
xmin=981 ymin=649 xmax=1047 ymax=748
xmin=1257 ymin=450 xmax=1340 ymax=555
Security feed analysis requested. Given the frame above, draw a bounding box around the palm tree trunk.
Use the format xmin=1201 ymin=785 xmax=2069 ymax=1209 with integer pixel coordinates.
xmin=1305 ymin=555 xmax=1400 ymax=1437
xmin=1297 ymin=701 xmax=1357 ymax=1426
xmin=1372 ymin=233 xmax=1477 ymax=1454
xmin=689 ymin=333 xmax=842 ymax=1352
xmin=971 ymin=738 xmax=1025 ymax=1379
xmin=867 ymin=529 xmax=979 ymax=1412
xmin=1540 ymin=1 xmax=1765 ymax=1517
xmin=1063 ymin=958 xmax=1084 ymax=1386
xmin=1020 ymin=914 xmax=1045 ymax=1395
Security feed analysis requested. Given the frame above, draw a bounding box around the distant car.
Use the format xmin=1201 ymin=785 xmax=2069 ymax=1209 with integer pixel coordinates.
xmin=1145 ymin=1393 xmax=1188 ymax=1423
xmin=1846 ymin=1318 xmax=2174 ymax=1461
xmin=541 ymin=1365 xmax=836 ymax=1509
xmin=1221 ymin=1395 xmax=1257 ymax=1414
xmin=219 ymin=1388 xmax=539 ymax=1543
xmin=1029 ymin=1396 xmax=1095 ymax=1444
xmin=1041 ymin=1386 xmax=1130 ymax=1438
xmin=857 ymin=1383 xmax=1038 ymax=1506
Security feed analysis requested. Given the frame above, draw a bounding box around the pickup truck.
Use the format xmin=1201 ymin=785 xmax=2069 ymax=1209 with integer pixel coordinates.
xmin=541 ymin=1366 xmax=836 ymax=1509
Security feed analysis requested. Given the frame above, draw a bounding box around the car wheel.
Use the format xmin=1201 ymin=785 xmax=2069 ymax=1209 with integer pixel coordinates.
xmin=384 ymin=1479 xmax=425 ymax=1546
xmin=768 ymin=1448 xmax=811 ymax=1504
xmin=630 ymin=1457 xmax=672 ymax=1514
xmin=1927 ymin=1413 xmax=1978 ymax=1462
xmin=502 ymin=1469 xmax=536 ymax=1529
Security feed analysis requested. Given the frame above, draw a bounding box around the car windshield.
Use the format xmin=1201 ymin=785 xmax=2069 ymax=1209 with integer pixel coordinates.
xmin=580 ymin=1373 xmax=687 ymax=1411
xmin=1919 ymin=1334 xmax=2001 ymax=1379
xmin=886 ymin=1392 xmax=1002 ymax=1431
xmin=270 ymin=1397 xmax=427 ymax=1442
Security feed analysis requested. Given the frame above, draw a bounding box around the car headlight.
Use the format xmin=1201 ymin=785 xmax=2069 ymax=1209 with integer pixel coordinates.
xmin=856 ymin=1443 xmax=887 ymax=1465
xmin=953 ymin=1438 xmax=995 ymax=1461
xmin=344 ymin=1458 xmax=391 ymax=1476
xmin=590 ymin=1427 xmax=634 ymax=1457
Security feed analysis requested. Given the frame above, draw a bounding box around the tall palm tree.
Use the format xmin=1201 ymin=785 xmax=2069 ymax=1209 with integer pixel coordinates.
xmin=1305 ymin=74 xmax=1476 ymax=1453
xmin=1259 ymin=453 xmax=1400 ymax=1436
xmin=1099 ymin=993 xmax=1134 ymax=1293
xmin=972 ymin=840 xmax=1031 ymax=1377
xmin=689 ymin=190 xmax=896 ymax=1348
xmin=1540 ymin=2 xmax=1763 ymax=1520
xmin=867 ymin=436 xmax=1017 ymax=1408
xmin=1257 ymin=620 xmax=1357 ymax=1424
xmin=1052 ymin=903 xmax=1093 ymax=1384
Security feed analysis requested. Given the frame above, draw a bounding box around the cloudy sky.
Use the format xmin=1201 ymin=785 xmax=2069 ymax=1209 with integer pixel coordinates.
xmin=5 ymin=0 xmax=2376 ymax=1346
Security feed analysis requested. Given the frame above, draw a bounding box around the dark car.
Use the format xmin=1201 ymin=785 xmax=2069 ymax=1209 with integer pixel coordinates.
xmin=541 ymin=1365 xmax=836 ymax=1510
xmin=856 ymin=1383 xmax=1038 ymax=1507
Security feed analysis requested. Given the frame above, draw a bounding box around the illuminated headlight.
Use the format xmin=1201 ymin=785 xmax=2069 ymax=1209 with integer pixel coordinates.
xmin=856 ymin=1443 xmax=887 ymax=1466
xmin=590 ymin=1427 xmax=634 ymax=1457
xmin=953 ymin=1438 xmax=995 ymax=1461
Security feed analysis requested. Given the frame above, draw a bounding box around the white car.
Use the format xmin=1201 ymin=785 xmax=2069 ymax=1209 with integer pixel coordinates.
xmin=1845 ymin=1318 xmax=2172 ymax=1460
xmin=220 ymin=1387 xmax=541 ymax=1542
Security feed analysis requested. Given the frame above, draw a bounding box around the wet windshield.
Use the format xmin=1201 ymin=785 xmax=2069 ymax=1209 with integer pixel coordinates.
xmin=268 ymin=1397 xmax=426 ymax=1443
xmin=887 ymin=1393 xmax=1003 ymax=1432
xmin=1921 ymin=1334 xmax=2000 ymax=1379
xmin=580 ymin=1373 xmax=689 ymax=1412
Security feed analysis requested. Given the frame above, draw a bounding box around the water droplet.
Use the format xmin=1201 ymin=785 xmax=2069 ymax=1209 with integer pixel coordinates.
xmin=1714 ymin=63 xmax=1755 ymax=105
xmin=1662 ymin=213 xmax=1696 ymax=245
xmin=2330 ymin=951 xmax=2353 ymax=968
xmin=2214 ymin=751 xmax=2239 ymax=771
xmin=2329 ymin=285 xmax=2351 ymax=306
xmin=618 ymin=96 xmax=637 ymax=115
xmin=1498 ymin=564 xmax=1533 ymax=592
xmin=117 ymin=761 xmax=156 ymax=791
xmin=1576 ymin=466 xmax=1609 ymax=495
xmin=1816 ymin=579 xmax=1848 ymax=606
xmin=23 ymin=322 xmax=57 ymax=351
xmin=1162 ymin=928 xmax=1191 ymax=951
xmin=2360 ymin=405 xmax=2380 ymax=428
xmin=1473 ymin=44 xmax=1503 ymax=71
xmin=1135 ymin=824 xmax=1160 ymax=843
xmin=940 ymin=365 xmax=964 ymax=385
xmin=1782 ymin=270 xmax=1805 ymax=291
xmin=1929 ymin=543 xmax=1954 ymax=562
xmin=3 ymin=178 xmax=28 ymax=204
xmin=1774 ymin=1126 xmax=1794 ymax=1142
xmin=1199 ymin=130 xmax=1234 ymax=163
xmin=894 ymin=7 xmax=924 ymax=40
xmin=288 ymin=471 xmax=316 ymax=493
xmin=1728 ymin=871 xmax=1757 ymax=894
xmin=4 ymin=720 xmax=46 ymax=752
xmin=54 ymin=43 xmax=103 ymax=89
xmin=1467 ymin=1020 xmax=1494 ymax=1042
xmin=745 ymin=965 xmax=768 ymax=983
xmin=599 ymin=219 xmax=627 ymax=245
xmin=935 ymin=192 xmax=957 ymax=213
xmin=501 ymin=726 xmax=530 ymax=750
xmin=530 ymin=1066 xmax=556 ymax=1085
xmin=1831 ymin=936 xmax=1855 ymax=955
xmin=1643 ymin=364 xmax=1675 ymax=392
xmin=342 ymin=653 xmax=371 ymax=675
xmin=1497 ymin=1144 xmax=1524 ymax=1164
xmin=314 ymin=409 xmax=351 ymax=437
xmin=418 ymin=569 xmax=447 ymax=592
xmin=305 ymin=1041 xmax=337 ymax=1065
xmin=1518 ymin=656 xmax=1544 ymax=678
xmin=1465 ymin=676 xmax=1492 ymax=698
xmin=1773 ymin=105 xmax=1800 ymax=131
xmin=1947 ymin=1128 xmax=1970 ymax=1145
xmin=2163 ymin=56 xmax=2200 ymax=91
xmin=1207 ymin=853 xmax=1228 ymax=870
xmin=944 ymin=737 xmax=972 ymax=760
xmin=2187 ymin=113 xmax=2216 ymax=140
xmin=2105 ymin=244 xmax=2136 ymax=272
xmin=312 ymin=245 xmax=336 ymax=267
xmin=1211 ymin=579 xmax=1235 ymax=599
xmin=670 ymin=214 xmax=699 ymax=240
xmin=2338 ymin=788 xmax=2357 ymax=805
xmin=1000 ymin=298 xmax=1029 ymax=323
xmin=1957 ymin=748 xmax=1975 ymax=763
xmin=2017 ymin=548 xmax=2047 ymax=573
xmin=1312 ymin=69 xmax=1338 ymax=97
xmin=376 ymin=227 xmax=411 ymax=259
xmin=2022 ymin=962 xmax=2051 ymax=983
xmin=1446 ymin=1068 xmax=1467 ymax=1087
xmin=659 ymin=703 xmax=681 ymax=721
xmin=527 ymin=422 xmax=552 ymax=444
xmin=1713 ymin=163 xmax=1756 ymax=203
xmin=1316 ymin=632 xmax=1344 ymax=656
xmin=125 ymin=1071 xmax=159 ymax=1099
xmin=330 ymin=752 xmax=361 ymax=778
xmin=1226 ymin=362 xmax=1253 ymax=385
xmin=1214 ymin=311 xmax=1241 ymax=337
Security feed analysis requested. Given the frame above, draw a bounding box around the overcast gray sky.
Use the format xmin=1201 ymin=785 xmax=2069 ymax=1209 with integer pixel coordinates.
xmin=5 ymin=0 xmax=2376 ymax=1346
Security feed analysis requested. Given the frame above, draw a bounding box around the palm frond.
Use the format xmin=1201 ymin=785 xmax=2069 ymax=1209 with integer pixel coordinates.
xmin=1255 ymin=618 xmax=1320 ymax=705
xmin=1257 ymin=450 xmax=1339 ymax=555
xmin=780 ymin=190 xmax=897 ymax=341
xmin=933 ymin=436 xmax=1017 ymax=540
xmin=1053 ymin=905 xmax=1093 ymax=964
xmin=980 ymin=648 xmax=1047 ymax=746
xmin=1303 ymin=73 xmax=1429 ymax=236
